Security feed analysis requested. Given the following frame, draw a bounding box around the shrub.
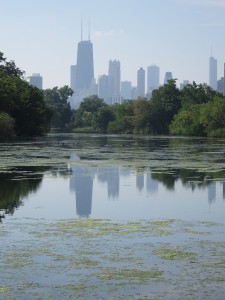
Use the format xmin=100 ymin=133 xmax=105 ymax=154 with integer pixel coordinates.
xmin=0 ymin=112 xmax=15 ymax=140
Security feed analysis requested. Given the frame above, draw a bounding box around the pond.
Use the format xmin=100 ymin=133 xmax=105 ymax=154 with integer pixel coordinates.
xmin=1 ymin=134 xmax=225 ymax=299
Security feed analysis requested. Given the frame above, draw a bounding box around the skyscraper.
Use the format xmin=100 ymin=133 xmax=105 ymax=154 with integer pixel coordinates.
xmin=108 ymin=59 xmax=121 ymax=104
xmin=70 ymin=65 xmax=77 ymax=92
xmin=164 ymin=72 xmax=173 ymax=84
xmin=217 ymin=77 xmax=224 ymax=95
xmin=147 ymin=65 xmax=160 ymax=93
xmin=121 ymin=81 xmax=132 ymax=100
xmin=98 ymin=75 xmax=109 ymax=102
xmin=75 ymin=40 xmax=94 ymax=90
xmin=29 ymin=73 xmax=43 ymax=89
xmin=223 ymin=63 xmax=225 ymax=95
xmin=209 ymin=56 xmax=217 ymax=90
xmin=180 ymin=80 xmax=190 ymax=90
xmin=69 ymin=23 xmax=95 ymax=108
xmin=137 ymin=67 xmax=145 ymax=97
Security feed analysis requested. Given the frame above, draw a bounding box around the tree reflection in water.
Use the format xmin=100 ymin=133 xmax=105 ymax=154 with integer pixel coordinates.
xmin=0 ymin=167 xmax=46 ymax=216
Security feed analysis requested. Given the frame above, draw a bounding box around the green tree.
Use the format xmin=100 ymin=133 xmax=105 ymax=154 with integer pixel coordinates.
xmin=0 ymin=52 xmax=24 ymax=78
xmin=95 ymin=106 xmax=115 ymax=132
xmin=200 ymin=96 xmax=225 ymax=137
xmin=169 ymin=104 xmax=204 ymax=136
xmin=72 ymin=95 xmax=106 ymax=129
xmin=108 ymin=101 xmax=134 ymax=133
xmin=132 ymin=98 xmax=151 ymax=133
xmin=180 ymin=82 xmax=219 ymax=109
xmin=0 ymin=112 xmax=15 ymax=140
xmin=149 ymin=79 xmax=181 ymax=134
xmin=79 ymin=95 xmax=106 ymax=113
xmin=44 ymin=86 xmax=73 ymax=129
xmin=0 ymin=53 xmax=50 ymax=137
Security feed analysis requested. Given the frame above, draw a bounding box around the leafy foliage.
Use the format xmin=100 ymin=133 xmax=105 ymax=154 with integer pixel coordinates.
xmin=0 ymin=112 xmax=15 ymax=140
xmin=169 ymin=105 xmax=204 ymax=136
xmin=73 ymin=95 xmax=107 ymax=129
xmin=0 ymin=52 xmax=51 ymax=137
xmin=149 ymin=80 xmax=181 ymax=134
xmin=44 ymin=86 xmax=73 ymax=129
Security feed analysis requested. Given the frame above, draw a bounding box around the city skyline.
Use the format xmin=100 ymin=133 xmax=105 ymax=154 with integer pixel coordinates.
xmin=1 ymin=0 xmax=225 ymax=89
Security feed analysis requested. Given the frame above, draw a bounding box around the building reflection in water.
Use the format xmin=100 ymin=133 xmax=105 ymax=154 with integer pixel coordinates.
xmin=208 ymin=182 xmax=216 ymax=205
xmin=223 ymin=182 xmax=225 ymax=201
xmin=146 ymin=169 xmax=158 ymax=194
xmin=69 ymin=155 xmax=222 ymax=218
xmin=136 ymin=174 xmax=144 ymax=192
xmin=97 ymin=167 xmax=120 ymax=199
xmin=70 ymin=164 xmax=96 ymax=218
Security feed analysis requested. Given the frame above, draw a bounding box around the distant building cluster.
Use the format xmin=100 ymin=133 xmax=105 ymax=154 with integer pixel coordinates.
xmin=28 ymin=30 xmax=225 ymax=107
xmin=68 ymin=26 xmax=179 ymax=108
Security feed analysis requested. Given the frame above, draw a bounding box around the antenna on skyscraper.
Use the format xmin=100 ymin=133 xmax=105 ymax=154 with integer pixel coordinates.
xmin=88 ymin=16 xmax=91 ymax=41
xmin=211 ymin=46 xmax=213 ymax=57
xmin=81 ymin=16 xmax=83 ymax=41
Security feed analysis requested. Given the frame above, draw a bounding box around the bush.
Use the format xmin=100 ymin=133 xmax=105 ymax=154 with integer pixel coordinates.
xmin=0 ymin=112 xmax=15 ymax=140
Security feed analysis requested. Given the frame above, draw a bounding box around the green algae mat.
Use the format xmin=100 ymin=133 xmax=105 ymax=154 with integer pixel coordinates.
xmin=1 ymin=218 xmax=225 ymax=299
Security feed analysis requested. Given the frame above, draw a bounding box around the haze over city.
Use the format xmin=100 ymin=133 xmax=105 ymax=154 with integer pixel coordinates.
xmin=1 ymin=0 xmax=225 ymax=89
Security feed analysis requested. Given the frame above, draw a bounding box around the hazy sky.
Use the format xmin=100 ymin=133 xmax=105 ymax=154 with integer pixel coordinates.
xmin=1 ymin=0 xmax=225 ymax=89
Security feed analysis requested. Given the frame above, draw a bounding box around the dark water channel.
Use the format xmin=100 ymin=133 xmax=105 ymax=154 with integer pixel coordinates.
xmin=1 ymin=134 xmax=225 ymax=299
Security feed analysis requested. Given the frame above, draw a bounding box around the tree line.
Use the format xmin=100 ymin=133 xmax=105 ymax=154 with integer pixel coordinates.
xmin=1 ymin=51 xmax=225 ymax=140
xmin=72 ymin=81 xmax=225 ymax=137
xmin=0 ymin=51 xmax=73 ymax=140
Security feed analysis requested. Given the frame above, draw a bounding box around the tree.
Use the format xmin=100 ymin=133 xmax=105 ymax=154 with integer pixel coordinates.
xmin=95 ymin=106 xmax=115 ymax=132
xmin=79 ymin=95 xmax=106 ymax=113
xmin=169 ymin=104 xmax=204 ymax=136
xmin=200 ymin=96 xmax=225 ymax=137
xmin=108 ymin=101 xmax=134 ymax=133
xmin=0 ymin=112 xmax=15 ymax=140
xmin=0 ymin=51 xmax=51 ymax=137
xmin=149 ymin=79 xmax=181 ymax=134
xmin=180 ymin=82 xmax=219 ymax=109
xmin=72 ymin=95 xmax=106 ymax=129
xmin=44 ymin=86 xmax=73 ymax=129
xmin=0 ymin=52 xmax=24 ymax=78
xmin=132 ymin=98 xmax=151 ymax=133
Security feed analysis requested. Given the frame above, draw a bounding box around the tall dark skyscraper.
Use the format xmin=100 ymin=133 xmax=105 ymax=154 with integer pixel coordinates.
xmin=75 ymin=40 xmax=94 ymax=90
xmin=69 ymin=22 xmax=95 ymax=108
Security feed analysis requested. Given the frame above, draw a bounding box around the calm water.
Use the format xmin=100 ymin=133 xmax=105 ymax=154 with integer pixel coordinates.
xmin=1 ymin=133 xmax=225 ymax=224
xmin=1 ymin=134 xmax=225 ymax=299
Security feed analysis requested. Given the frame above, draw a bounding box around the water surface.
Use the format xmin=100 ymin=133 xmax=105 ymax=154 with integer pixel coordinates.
xmin=1 ymin=134 xmax=225 ymax=299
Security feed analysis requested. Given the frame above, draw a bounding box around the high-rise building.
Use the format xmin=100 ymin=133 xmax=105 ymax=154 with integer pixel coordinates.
xmin=69 ymin=25 xmax=95 ymax=108
xmin=209 ymin=56 xmax=217 ymax=90
xmin=180 ymin=80 xmax=190 ymax=90
xmin=121 ymin=81 xmax=132 ymax=100
xmin=224 ymin=63 xmax=225 ymax=95
xmin=147 ymin=65 xmax=160 ymax=93
xmin=98 ymin=75 xmax=109 ymax=102
xmin=164 ymin=72 xmax=173 ymax=84
xmin=75 ymin=40 xmax=94 ymax=90
xmin=217 ymin=77 xmax=225 ymax=95
xmin=131 ymin=87 xmax=138 ymax=100
xmin=108 ymin=59 xmax=121 ymax=104
xmin=70 ymin=65 xmax=77 ymax=92
xmin=29 ymin=73 xmax=43 ymax=89
xmin=137 ymin=67 xmax=145 ymax=97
